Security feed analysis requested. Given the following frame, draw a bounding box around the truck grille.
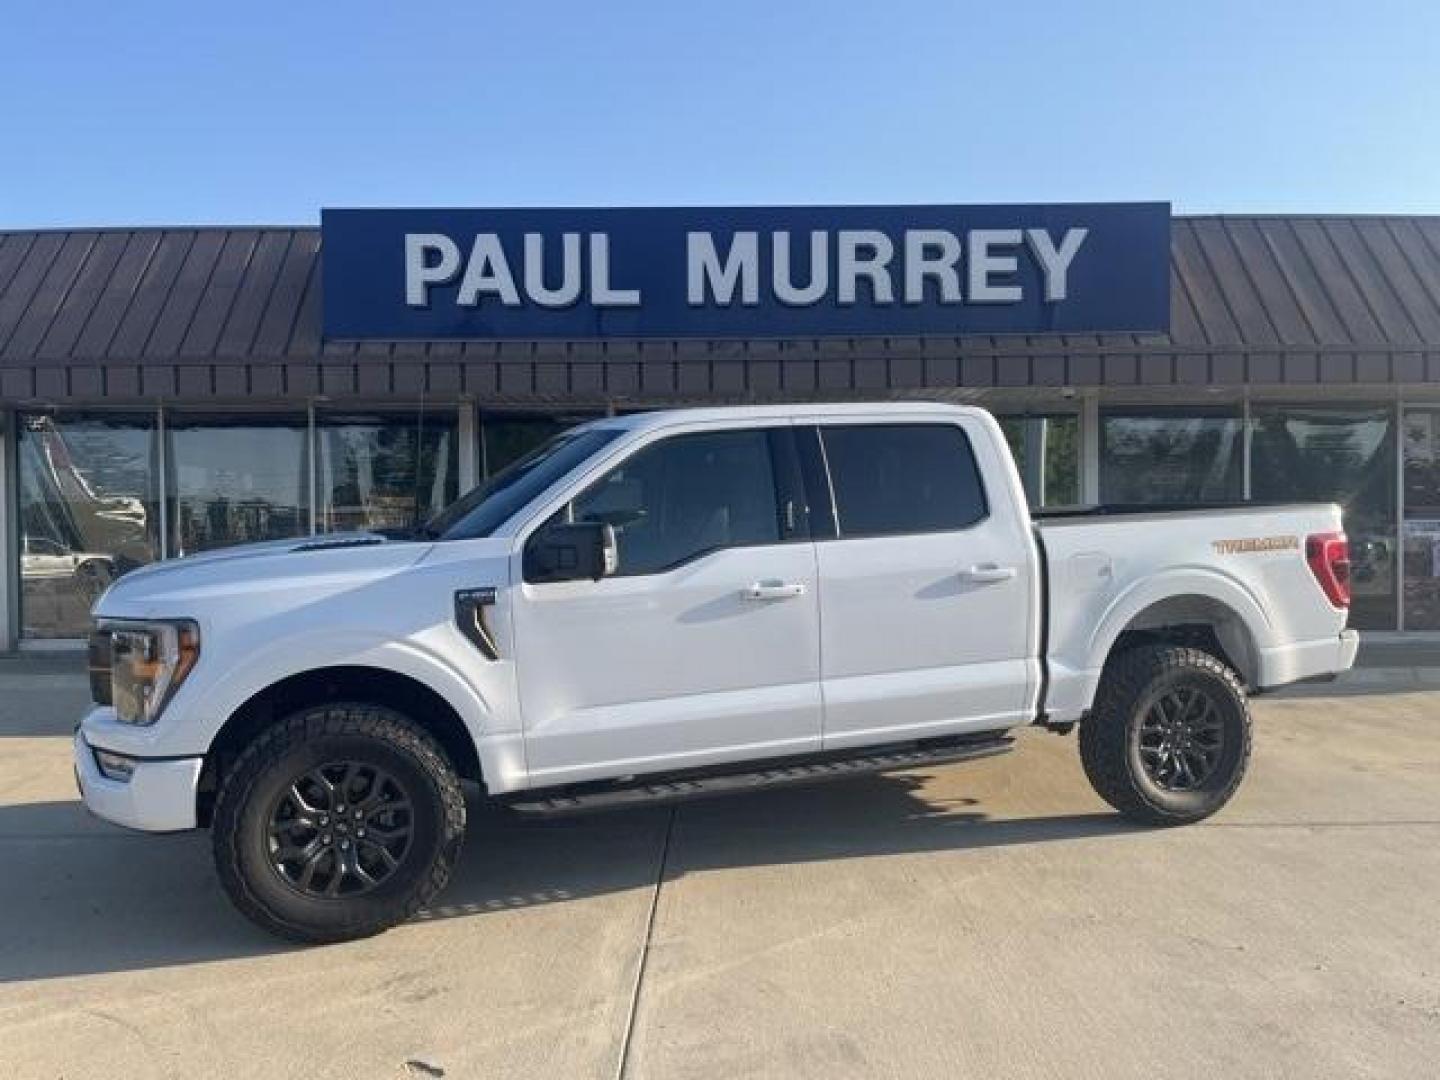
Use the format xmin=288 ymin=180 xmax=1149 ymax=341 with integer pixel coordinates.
xmin=87 ymin=626 xmax=113 ymax=706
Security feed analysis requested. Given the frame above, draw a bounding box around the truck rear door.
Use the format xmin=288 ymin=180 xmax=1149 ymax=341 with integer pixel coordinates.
xmin=807 ymin=416 xmax=1040 ymax=749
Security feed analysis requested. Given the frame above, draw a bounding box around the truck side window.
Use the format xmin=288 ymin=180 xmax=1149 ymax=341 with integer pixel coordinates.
xmin=820 ymin=423 xmax=988 ymax=537
xmin=561 ymin=429 xmax=783 ymax=576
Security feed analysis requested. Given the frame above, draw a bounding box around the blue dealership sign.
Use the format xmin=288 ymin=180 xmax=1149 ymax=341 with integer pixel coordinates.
xmin=322 ymin=202 xmax=1169 ymax=340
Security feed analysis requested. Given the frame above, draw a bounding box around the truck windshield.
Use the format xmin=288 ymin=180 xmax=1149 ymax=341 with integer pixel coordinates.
xmin=426 ymin=427 xmax=623 ymax=541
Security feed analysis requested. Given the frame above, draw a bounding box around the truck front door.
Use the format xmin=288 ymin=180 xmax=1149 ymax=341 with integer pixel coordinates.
xmin=510 ymin=423 xmax=823 ymax=787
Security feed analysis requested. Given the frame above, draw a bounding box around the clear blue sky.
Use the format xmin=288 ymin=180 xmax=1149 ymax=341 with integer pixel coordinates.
xmin=4 ymin=0 xmax=1437 ymax=227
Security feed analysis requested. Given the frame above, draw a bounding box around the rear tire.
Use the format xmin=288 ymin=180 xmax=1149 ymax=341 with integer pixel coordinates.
xmin=1079 ymin=644 xmax=1251 ymax=826
xmin=211 ymin=703 xmax=465 ymax=943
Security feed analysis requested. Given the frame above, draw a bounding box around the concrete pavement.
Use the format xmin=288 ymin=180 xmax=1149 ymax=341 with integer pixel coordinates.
xmin=1 ymin=666 xmax=1437 ymax=1078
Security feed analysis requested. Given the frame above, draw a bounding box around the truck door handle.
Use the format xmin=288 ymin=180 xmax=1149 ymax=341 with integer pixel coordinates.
xmin=961 ymin=564 xmax=1017 ymax=583
xmin=743 ymin=580 xmax=807 ymax=601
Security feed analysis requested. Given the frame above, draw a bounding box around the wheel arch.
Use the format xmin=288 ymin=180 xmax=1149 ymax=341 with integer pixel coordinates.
xmin=1103 ymin=593 xmax=1261 ymax=687
xmin=197 ymin=665 xmax=484 ymax=827
xmin=1083 ymin=569 xmax=1272 ymax=702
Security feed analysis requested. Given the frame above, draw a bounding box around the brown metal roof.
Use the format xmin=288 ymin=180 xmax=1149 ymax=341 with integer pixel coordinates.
xmin=3 ymin=216 xmax=1440 ymax=403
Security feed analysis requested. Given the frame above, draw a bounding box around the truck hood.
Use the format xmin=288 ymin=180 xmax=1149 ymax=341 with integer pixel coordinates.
xmin=93 ymin=534 xmax=508 ymax=620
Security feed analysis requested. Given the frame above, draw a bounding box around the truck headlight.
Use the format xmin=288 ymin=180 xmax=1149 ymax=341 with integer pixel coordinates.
xmin=105 ymin=619 xmax=201 ymax=725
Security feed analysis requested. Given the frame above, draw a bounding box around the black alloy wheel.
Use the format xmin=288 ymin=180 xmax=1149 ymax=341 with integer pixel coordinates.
xmin=266 ymin=761 xmax=415 ymax=899
xmin=1136 ymin=685 xmax=1226 ymax=792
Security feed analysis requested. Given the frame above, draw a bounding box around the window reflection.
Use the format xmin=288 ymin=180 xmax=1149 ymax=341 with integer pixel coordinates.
xmin=998 ymin=415 xmax=1080 ymax=507
xmin=17 ymin=413 xmax=160 ymax=639
xmin=1403 ymin=410 xmax=1440 ymax=630
xmin=317 ymin=412 xmax=458 ymax=534
xmin=14 ymin=399 xmax=1420 ymax=638
xmin=1251 ymin=405 xmax=1396 ymax=631
xmin=483 ymin=412 xmax=600 ymax=478
xmin=566 ymin=429 xmax=781 ymax=576
xmin=167 ymin=415 xmax=309 ymax=556
xmin=1100 ymin=411 xmax=1243 ymax=504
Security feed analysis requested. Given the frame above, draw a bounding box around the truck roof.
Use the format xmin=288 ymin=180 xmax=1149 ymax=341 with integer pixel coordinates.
xmin=592 ymin=400 xmax=981 ymax=434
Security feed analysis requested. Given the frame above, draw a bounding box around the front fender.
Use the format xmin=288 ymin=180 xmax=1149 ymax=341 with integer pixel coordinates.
xmin=112 ymin=625 xmax=504 ymax=765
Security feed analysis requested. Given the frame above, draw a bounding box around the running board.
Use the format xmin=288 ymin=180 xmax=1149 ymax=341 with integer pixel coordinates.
xmin=505 ymin=735 xmax=1014 ymax=816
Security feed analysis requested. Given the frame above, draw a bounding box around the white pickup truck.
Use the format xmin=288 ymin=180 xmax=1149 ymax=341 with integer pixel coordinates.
xmin=75 ymin=403 xmax=1358 ymax=942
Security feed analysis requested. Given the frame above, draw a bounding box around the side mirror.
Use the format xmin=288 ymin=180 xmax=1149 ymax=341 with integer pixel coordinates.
xmin=524 ymin=521 xmax=618 ymax=583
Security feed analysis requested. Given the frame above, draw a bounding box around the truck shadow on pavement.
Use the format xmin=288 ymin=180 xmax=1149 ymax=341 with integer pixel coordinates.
xmin=0 ymin=775 xmax=1145 ymax=984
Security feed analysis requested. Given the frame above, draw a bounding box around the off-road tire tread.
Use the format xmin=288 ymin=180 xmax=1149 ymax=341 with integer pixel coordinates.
xmin=211 ymin=703 xmax=465 ymax=943
xmin=1079 ymin=645 xmax=1251 ymax=826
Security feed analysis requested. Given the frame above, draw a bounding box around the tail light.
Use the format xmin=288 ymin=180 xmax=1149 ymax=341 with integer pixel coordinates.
xmin=1306 ymin=531 xmax=1350 ymax=609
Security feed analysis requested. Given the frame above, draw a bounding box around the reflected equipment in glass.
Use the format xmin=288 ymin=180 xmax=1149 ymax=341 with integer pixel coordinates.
xmin=17 ymin=413 xmax=161 ymax=639
xmin=1100 ymin=410 xmax=1243 ymax=505
xmin=317 ymin=412 xmax=459 ymax=534
xmin=1250 ymin=404 xmax=1396 ymax=632
xmin=166 ymin=415 xmax=310 ymax=556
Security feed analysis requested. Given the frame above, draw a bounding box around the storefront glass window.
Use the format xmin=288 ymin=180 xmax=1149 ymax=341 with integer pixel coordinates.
xmin=167 ymin=415 xmax=310 ymax=556
xmin=483 ymin=411 xmax=600 ymax=477
xmin=1402 ymin=409 xmax=1440 ymax=630
xmin=17 ymin=413 xmax=162 ymax=639
xmin=316 ymin=412 xmax=459 ymax=534
xmin=998 ymin=415 xmax=1080 ymax=507
xmin=1100 ymin=410 xmax=1243 ymax=504
xmin=1251 ymin=404 xmax=1396 ymax=631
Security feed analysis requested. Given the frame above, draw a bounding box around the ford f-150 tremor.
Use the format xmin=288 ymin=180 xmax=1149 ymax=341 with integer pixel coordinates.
xmin=76 ymin=403 xmax=1358 ymax=941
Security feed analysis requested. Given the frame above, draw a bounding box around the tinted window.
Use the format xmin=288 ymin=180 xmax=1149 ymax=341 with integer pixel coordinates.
xmin=562 ymin=429 xmax=781 ymax=576
xmin=167 ymin=414 xmax=310 ymax=555
xmin=316 ymin=411 xmax=458 ymax=534
xmin=821 ymin=424 xmax=986 ymax=537
xmin=1100 ymin=410 xmax=1243 ymax=504
xmin=998 ymin=414 xmax=1080 ymax=507
xmin=482 ymin=411 xmax=601 ymax=476
xmin=434 ymin=427 xmax=622 ymax=540
xmin=1252 ymin=404 xmax=1395 ymax=631
xmin=18 ymin=413 xmax=161 ymax=639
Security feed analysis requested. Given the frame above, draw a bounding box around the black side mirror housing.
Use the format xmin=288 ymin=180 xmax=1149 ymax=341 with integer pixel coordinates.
xmin=524 ymin=521 xmax=618 ymax=583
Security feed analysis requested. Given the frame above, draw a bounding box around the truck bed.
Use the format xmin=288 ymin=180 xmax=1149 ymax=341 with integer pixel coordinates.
xmin=1032 ymin=500 xmax=1352 ymax=726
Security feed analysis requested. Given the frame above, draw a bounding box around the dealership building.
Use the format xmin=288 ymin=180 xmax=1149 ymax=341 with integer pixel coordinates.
xmin=2 ymin=204 xmax=1440 ymax=648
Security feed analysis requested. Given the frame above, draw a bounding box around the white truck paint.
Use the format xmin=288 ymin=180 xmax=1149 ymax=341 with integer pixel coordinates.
xmin=73 ymin=403 xmax=1358 ymax=938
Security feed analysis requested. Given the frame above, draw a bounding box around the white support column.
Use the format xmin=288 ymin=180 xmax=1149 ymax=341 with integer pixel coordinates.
xmin=1079 ymin=393 xmax=1101 ymax=505
xmin=156 ymin=405 xmax=170 ymax=559
xmin=1396 ymin=393 xmax=1406 ymax=633
xmin=458 ymin=400 xmax=478 ymax=491
xmin=307 ymin=400 xmax=318 ymax=535
xmin=1241 ymin=392 xmax=1252 ymax=501
xmin=0 ymin=410 xmax=17 ymax=651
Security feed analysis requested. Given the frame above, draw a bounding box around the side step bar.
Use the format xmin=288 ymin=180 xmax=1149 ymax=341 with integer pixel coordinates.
xmin=505 ymin=735 xmax=1015 ymax=816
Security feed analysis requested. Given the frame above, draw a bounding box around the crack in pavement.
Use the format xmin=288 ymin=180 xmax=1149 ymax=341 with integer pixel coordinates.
xmin=613 ymin=806 xmax=676 ymax=1080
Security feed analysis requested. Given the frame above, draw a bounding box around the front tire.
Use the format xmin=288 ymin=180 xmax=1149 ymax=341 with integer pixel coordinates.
xmin=1079 ymin=645 xmax=1251 ymax=826
xmin=212 ymin=703 xmax=465 ymax=943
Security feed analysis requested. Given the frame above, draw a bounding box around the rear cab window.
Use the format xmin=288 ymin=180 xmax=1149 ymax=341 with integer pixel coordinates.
xmin=817 ymin=423 xmax=988 ymax=537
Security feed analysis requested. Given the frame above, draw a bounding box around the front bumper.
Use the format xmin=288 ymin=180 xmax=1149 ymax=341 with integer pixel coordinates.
xmin=73 ymin=731 xmax=203 ymax=832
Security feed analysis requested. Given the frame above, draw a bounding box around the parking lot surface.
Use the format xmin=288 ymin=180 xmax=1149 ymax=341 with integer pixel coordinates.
xmin=2 ymin=666 xmax=1438 ymax=1079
